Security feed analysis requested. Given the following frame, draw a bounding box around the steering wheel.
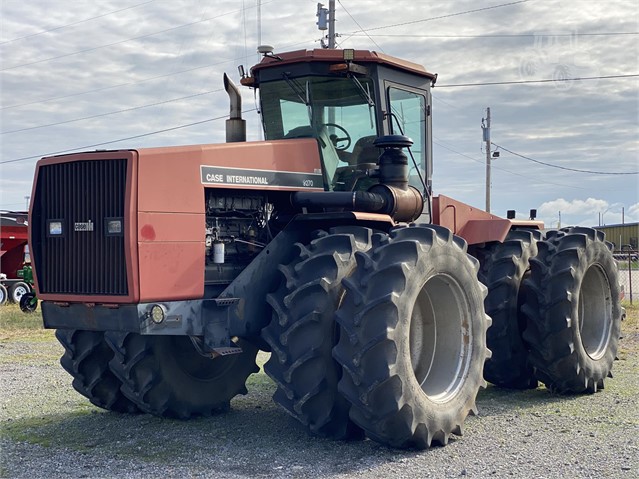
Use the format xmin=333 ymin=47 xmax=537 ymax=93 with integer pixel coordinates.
xmin=322 ymin=123 xmax=352 ymax=151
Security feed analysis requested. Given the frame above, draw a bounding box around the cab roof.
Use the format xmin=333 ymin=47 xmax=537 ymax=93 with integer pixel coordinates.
xmin=250 ymin=48 xmax=437 ymax=81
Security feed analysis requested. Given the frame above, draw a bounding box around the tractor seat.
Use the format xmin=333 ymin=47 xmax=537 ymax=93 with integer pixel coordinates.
xmin=351 ymin=135 xmax=381 ymax=165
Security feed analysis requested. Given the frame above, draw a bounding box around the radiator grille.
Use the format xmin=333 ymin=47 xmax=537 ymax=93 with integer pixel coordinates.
xmin=32 ymin=159 xmax=128 ymax=296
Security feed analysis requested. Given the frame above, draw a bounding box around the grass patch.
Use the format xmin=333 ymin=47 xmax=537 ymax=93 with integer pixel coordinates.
xmin=621 ymin=299 xmax=637 ymax=315
xmin=0 ymin=304 xmax=52 ymax=343
xmin=618 ymin=300 xmax=638 ymax=359
xmin=0 ymin=303 xmax=44 ymax=329
xmin=1 ymin=409 xmax=96 ymax=449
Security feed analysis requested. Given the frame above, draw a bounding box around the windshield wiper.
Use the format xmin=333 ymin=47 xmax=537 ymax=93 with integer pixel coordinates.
xmin=349 ymin=74 xmax=375 ymax=128
xmin=349 ymin=74 xmax=375 ymax=108
xmin=282 ymin=73 xmax=309 ymax=105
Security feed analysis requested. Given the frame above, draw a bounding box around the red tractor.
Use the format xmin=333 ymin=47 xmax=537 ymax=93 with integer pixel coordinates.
xmin=28 ymin=48 xmax=621 ymax=448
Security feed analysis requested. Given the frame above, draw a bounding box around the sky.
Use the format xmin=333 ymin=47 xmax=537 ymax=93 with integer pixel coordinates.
xmin=1 ymin=0 xmax=637 ymax=230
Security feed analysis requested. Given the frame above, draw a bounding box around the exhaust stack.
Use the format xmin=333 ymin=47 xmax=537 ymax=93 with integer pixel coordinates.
xmin=224 ymin=73 xmax=246 ymax=142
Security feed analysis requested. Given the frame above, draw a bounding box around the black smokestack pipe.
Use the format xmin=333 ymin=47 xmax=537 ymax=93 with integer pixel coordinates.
xmin=224 ymin=73 xmax=246 ymax=142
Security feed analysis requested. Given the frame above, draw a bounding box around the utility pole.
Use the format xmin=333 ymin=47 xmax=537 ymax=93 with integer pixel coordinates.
xmin=317 ymin=2 xmax=336 ymax=49
xmin=328 ymin=0 xmax=336 ymax=48
xmin=482 ymin=107 xmax=491 ymax=213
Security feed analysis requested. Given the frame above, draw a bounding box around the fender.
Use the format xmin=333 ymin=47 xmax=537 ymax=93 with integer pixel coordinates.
xmin=433 ymin=195 xmax=543 ymax=246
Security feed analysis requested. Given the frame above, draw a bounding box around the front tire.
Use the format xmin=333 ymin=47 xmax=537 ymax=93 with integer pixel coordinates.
xmin=106 ymin=333 xmax=259 ymax=418
xmin=262 ymin=226 xmax=373 ymax=439
xmin=333 ymin=225 xmax=491 ymax=449
xmin=522 ymin=227 xmax=622 ymax=393
xmin=56 ymin=329 xmax=139 ymax=413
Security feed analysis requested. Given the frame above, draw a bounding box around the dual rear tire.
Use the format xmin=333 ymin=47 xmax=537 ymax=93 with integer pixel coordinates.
xmin=56 ymin=330 xmax=139 ymax=413
xmin=333 ymin=225 xmax=491 ymax=448
xmin=56 ymin=330 xmax=259 ymax=418
xmin=473 ymin=226 xmax=621 ymax=394
xmin=264 ymin=224 xmax=491 ymax=448
xmin=105 ymin=333 xmax=259 ymax=418
xmin=522 ymin=227 xmax=622 ymax=393
xmin=262 ymin=226 xmax=373 ymax=439
xmin=472 ymin=229 xmax=541 ymax=389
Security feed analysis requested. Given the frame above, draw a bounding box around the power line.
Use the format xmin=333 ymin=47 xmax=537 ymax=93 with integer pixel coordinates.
xmin=350 ymin=0 xmax=530 ymax=34
xmin=349 ymin=32 xmax=639 ymax=39
xmin=433 ymin=139 xmax=587 ymax=190
xmin=0 ymin=109 xmax=257 ymax=165
xmin=1 ymin=37 xmax=312 ymax=111
xmin=0 ymin=13 xmax=234 ymax=72
xmin=1 ymin=62 xmax=230 ymax=111
xmin=437 ymin=74 xmax=639 ymax=87
xmin=1 ymin=2 xmax=276 ymax=72
xmin=0 ymin=1 xmax=156 ymax=45
xmin=337 ymin=0 xmax=384 ymax=52
xmin=1 ymin=89 xmax=224 ymax=135
xmin=493 ymin=143 xmax=639 ymax=175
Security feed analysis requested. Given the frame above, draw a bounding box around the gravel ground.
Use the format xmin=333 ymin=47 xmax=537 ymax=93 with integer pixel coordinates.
xmin=1 ymin=315 xmax=638 ymax=479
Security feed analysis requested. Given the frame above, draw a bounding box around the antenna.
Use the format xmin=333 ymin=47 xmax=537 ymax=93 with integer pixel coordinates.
xmin=257 ymin=0 xmax=262 ymax=60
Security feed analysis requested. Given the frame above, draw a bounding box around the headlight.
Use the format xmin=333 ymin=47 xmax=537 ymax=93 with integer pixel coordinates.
xmin=150 ymin=304 xmax=166 ymax=324
xmin=48 ymin=220 xmax=63 ymax=236
xmin=105 ymin=217 xmax=123 ymax=235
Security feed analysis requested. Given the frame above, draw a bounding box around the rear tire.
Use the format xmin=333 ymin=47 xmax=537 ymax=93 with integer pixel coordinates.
xmin=473 ymin=229 xmax=541 ymax=389
xmin=522 ymin=227 xmax=622 ymax=393
xmin=56 ymin=329 xmax=139 ymax=413
xmin=0 ymin=284 xmax=7 ymax=305
xmin=333 ymin=225 xmax=491 ymax=449
xmin=105 ymin=333 xmax=259 ymax=418
xmin=8 ymin=281 xmax=30 ymax=304
xmin=262 ymin=226 xmax=373 ymax=439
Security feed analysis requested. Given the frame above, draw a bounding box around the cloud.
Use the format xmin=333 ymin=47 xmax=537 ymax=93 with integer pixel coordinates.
xmin=536 ymin=198 xmax=639 ymax=227
xmin=0 ymin=0 xmax=637 ymax=220
xmin=626 ymin=202 xmax=639 ymax=222
xmin=538 ymin=197 xmax=608 ymax=216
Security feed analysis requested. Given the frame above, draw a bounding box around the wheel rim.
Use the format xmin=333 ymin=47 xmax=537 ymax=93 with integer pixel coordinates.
xmin=409 ymin=274 xmax=472 ymax=403
xmin=13 ymin=285 xmax=28 ymax=301
xmin=578 ymin=264 xmax=612 ymax=360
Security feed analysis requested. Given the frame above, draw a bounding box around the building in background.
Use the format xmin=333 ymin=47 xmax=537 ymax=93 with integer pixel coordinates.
xmin=594 ymin=222 xmax=639 ymax=251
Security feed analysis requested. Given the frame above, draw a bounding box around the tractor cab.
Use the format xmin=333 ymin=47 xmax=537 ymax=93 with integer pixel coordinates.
xmin=242 ymin=48 xmax=437 ymax=195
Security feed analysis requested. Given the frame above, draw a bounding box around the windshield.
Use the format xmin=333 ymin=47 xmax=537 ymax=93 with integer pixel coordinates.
xmin=260 ymin=76 xmax=378 ymax=190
